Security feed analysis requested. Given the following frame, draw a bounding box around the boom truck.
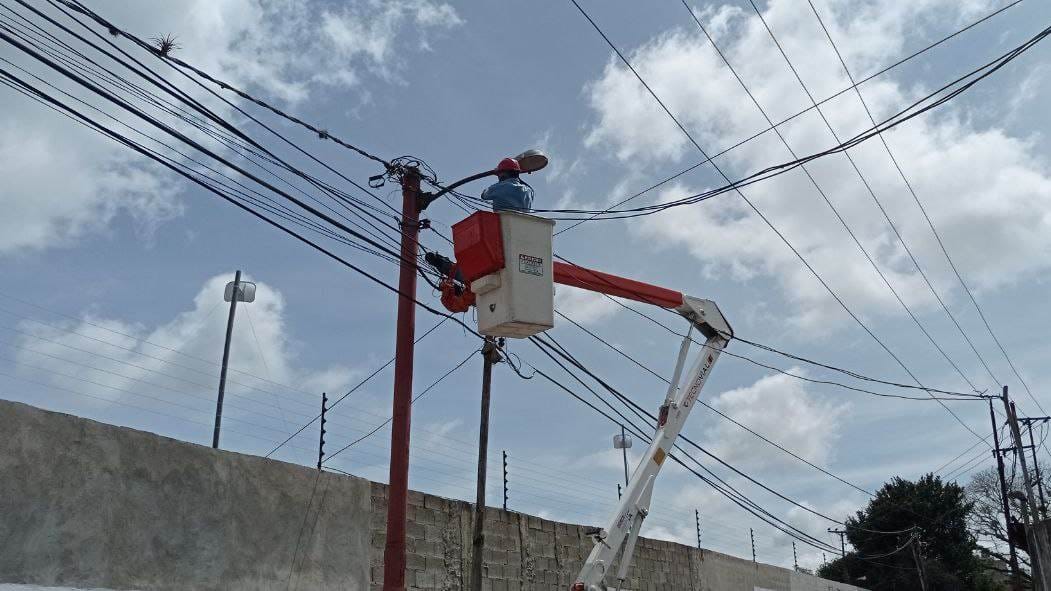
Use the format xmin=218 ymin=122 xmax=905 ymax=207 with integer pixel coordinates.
xmin=429 ymin=208 xmax=732 ymax=591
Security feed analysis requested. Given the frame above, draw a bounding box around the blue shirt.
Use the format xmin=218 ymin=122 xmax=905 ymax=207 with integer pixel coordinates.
xmin=481 ymin=178 xmax=533 ymax=211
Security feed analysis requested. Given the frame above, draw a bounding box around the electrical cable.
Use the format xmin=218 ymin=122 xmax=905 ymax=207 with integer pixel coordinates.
xmin=321 ymin=346 xmax=477 ymax=464
xmin=805 ymin=0 xmax=1046 ymax=417
xmin=681 ymin=0 xmax=985 ymax=395
xmin=552 ymin=0 xmax=1023 ymax=234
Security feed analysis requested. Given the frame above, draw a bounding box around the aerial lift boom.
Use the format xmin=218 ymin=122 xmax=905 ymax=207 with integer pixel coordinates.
xmin=553 ymin=264 xmax=731 ymax=591
xmin=432 ymin=211 xmax=732 ymax=591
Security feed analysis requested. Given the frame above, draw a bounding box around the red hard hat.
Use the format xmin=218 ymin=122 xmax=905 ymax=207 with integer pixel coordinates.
xmin=496 ymin=158 xmax=521 ymax=173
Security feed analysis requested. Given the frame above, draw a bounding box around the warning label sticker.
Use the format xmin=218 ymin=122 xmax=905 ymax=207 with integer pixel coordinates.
xmin=518 ymin=254 xmax=543 ymax=276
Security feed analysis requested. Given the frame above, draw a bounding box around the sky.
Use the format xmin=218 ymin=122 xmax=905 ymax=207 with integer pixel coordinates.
xmin=1 ymin=0 xmax=1050 ymax=574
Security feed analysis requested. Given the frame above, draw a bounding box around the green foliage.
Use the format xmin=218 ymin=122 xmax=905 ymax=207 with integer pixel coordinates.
xmin=820 ymin=473 xmax=985 ymax=590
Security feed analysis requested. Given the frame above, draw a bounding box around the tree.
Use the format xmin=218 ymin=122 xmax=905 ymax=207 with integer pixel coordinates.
xmin=817 ymin=473 xmax=984 ymax=590
xmin=966 ymin=461 xmax=1051 ymax=587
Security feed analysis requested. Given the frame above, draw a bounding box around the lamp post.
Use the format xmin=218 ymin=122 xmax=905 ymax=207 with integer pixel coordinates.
xmin=212 ymin=270 xmax=256 ymax=449
xmin=383 ymin=150 xmax=547 ymax=591
xmin=613 ymin=426 xmax=632 ymax=486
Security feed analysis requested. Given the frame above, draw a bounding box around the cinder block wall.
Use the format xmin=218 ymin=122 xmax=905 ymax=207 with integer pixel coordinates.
xmin=0 ymin=400 xmax=863 ymax=591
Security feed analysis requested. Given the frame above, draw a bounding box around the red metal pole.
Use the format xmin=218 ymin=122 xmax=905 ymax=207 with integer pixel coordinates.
xmin=383 ymin=167 xmax=421 ymax=590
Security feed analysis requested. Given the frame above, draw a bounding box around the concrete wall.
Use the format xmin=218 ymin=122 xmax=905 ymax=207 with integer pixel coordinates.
xmin=1 ymin=400 xmax=863 ymax=591
xmin=0 ymin=400 xmax=371 ymax=591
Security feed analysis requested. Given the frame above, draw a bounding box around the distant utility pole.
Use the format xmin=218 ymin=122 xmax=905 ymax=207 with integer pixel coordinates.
xmin=910 ymin=533 xmax=927 ymax=591
xmin=792 ymin=541 xmax=798 ymax=571
xmin=212 ymin=270 xmax=255 ymax=449
xmin=1003 ymin=385 xmax=1051 ymax=591
xmin=470 ymin=338 xmax=501 ymax=591
xmin=1020 ymin=414 xmax=1050 ymax=517
xmin=617 ymin=483 xmax=621 ymax=500
xmin=990 ymin=399 xmax=1024 ymax=591
xmin=750 ymin=528 xmax=756 ymax=563
xmin=695 ymin=509 xmax=701 ymax=549
xmin=828 ymin=527 xmax=848 ymax=583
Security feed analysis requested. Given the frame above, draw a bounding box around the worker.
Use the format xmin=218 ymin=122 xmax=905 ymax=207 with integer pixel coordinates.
xmin=481 ymin=157 xmax=534 ymax=211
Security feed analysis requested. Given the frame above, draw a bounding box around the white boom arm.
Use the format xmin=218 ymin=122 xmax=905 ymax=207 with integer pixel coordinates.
xmin=571 ymin=295 xmax=732 ymax=591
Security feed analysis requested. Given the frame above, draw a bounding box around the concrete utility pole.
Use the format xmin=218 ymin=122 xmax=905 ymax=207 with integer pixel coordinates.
xmin=470 ymin=338 xmax=501 ymax=591
xmin=990 ymin=399 xmax=1024 ymax=591
xmin=213 ymin=269 xmax=240 ymax=449
xmin=792 ymin=541 xmax=798 ymax=571
xmin=1003 ymin=385 xmax=1051 ymax=591
xmin=383 ymin=167 xmax=423 ymax=591
xmin=502 ymin=450 xmax=508 ymax=510
xmin=317 ymin=392 xmax=327 ymax=470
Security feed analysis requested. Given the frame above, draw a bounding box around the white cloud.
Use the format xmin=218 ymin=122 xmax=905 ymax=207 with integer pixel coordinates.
xmin=0 ymin=0 xmax=462 ymax=256
xmin=581 ymin=0 xmax=1051 ymax=330
xmin=555 ymin=285 xmax=621 ymax=326
xmin=12 ymin=274 xmax=352 ymax=440
xmin=703 ymin=369 xmax=849 ymax=471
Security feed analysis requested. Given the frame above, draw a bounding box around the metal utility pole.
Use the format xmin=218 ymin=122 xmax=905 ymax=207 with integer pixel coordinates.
xmin=502 ymin=450 xmax=508 ymax=511
xmin=1004 ymin=385 xmax=1051 ymax=591
xmin=695 ymin=509 xmax=701 ymax=549
xmin=317 ymin=392 xmax=327 ymax=470
xmin=383 ymin=167 xmax=423 ymax=591
xmin=991 ymin=399 xmax=1023 ymax=591
xmin=470 ymin=338 xmax=501 ymax=591
xmin=213 ymin=270 xmax=240 ymax=449
xmin=829 ymin=528 xmax=848 ymax=583
xmin=750 ymin=528 xmax=756 ymax=563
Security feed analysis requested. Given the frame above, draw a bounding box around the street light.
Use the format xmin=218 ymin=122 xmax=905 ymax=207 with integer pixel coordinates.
xmin=614 ymin=426 xmax=633 ymax=486
xmin=212 ymin=270 xmax=256 ymax=449
xmin=383 ymin=149 xmax=547 ymax=591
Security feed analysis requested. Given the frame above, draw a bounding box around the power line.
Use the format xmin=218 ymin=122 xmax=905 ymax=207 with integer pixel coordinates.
xmin=552 ymin=0 xmax=1023 ymax=234
xmin=684 ymin=0 xmax=985 ymax=395
xmin=804 ymin=0 xmax=1045 ymax=415
xmin=321 ymin=347 xmax=477 ymax=464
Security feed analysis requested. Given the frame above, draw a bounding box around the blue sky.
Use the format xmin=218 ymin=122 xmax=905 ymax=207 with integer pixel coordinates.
xmin=2 ymin=0 xmax=1050 ymax=571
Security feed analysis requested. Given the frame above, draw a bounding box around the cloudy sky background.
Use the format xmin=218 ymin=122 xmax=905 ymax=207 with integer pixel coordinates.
xmin=1 ymin=0 xmax=1050 ymax=571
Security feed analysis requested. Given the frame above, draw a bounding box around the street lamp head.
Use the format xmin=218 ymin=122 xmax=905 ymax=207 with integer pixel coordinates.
xmin=513 ymin=149 xmax=548 ymax=173
xmin=224 ymin=280 xmax=256 ymax=303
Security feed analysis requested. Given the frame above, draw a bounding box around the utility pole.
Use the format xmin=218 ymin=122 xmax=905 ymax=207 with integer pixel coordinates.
xmin=828 ymin=528 xmax=848 ymax=583
xmin=1020 ymin=414 xmax=1050 ymax=517
xmin=502 ymin=450 xmax=508 ymax=511
xmin=991 ymin=399 xmax=1023 ymax=591
xmin=317 ymin=392 xmax=327 ymax=470
xmin=213 ymin=269 xmax=240 ymax=449
xmin=617 ymin=483 xmax=621 ymax=500
xmin=470 ymin=338 xmax=501 ymax=591
xmin=383 ymin=167 xmax=423 ymax=591
xmin=695 ymin=509 xmax=701 ymax=549
xmin=1004 ymin=385 xmax=1051 ymax=591
xmin=750 ymin=528 xmax=756 ymax=563
xmin=792 ymin=541 xmax=798 ymax=571
xmin=910 ymin=533 xmax=927 ymax=591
